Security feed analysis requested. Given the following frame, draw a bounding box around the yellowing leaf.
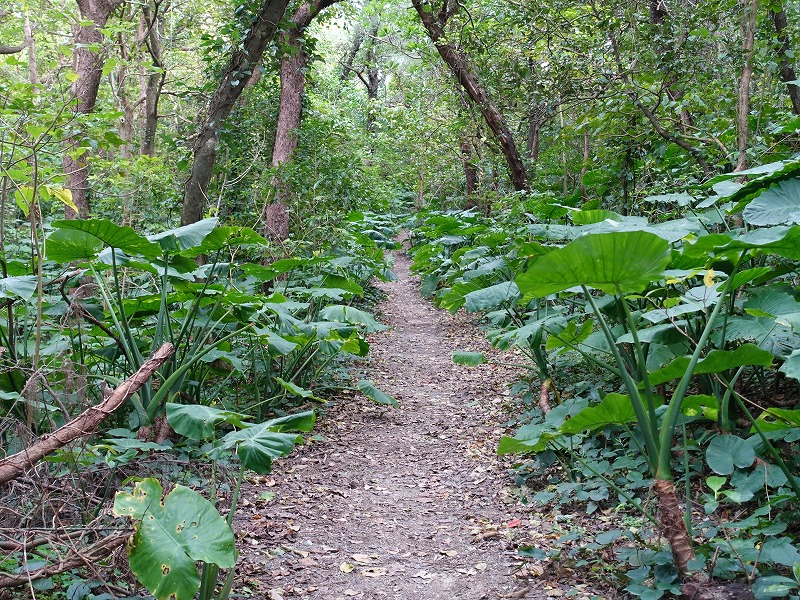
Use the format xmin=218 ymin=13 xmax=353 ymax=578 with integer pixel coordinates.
xmin=46 ymin=186 xmax=79 ymax=213
xmin=340 ymin=562 xmax=354 ymax=573
xmin=704 ymin=268 xmax=716 ymax=287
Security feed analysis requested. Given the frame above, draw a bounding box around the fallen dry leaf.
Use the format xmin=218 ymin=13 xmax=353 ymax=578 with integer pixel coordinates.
xmin=340 ymin=562 xmax=355 ymax=573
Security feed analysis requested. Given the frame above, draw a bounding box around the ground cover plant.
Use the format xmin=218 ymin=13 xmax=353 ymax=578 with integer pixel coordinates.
xmin=408 ymin=164 xmax=800 ymax=598
xmin=0 ymin=211 xmax=399 ymax=598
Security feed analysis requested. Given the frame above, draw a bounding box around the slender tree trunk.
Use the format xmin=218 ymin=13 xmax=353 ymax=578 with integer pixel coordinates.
xmin=772 ymin=4 xmax=800 ymax=115
xmin=412 ymin=0 xmax=528 ymax=191
xmin=141 ymin=3 xmax=165 ymax=156
xmin=460 ymin=137 xmax=477 ymax=196
xmin=735 ymin=0 xmax=758 ymax=172
xmin=527 ymin=104 xmax=545 ymax=163
xmin=24 ymin=18 xmax=38 ymax=88
xmin=609 ymin=32 xmax=711 ymax=176
xmin=182 ymin=0 xmax=291 ymax=226
xmin=63 ymin=0 xmax=124 ymax=218
xmin=580 ymin=129 xmax=590 ymax=201
xmin=265 ymin=0 xmax=340 ymax=241
xmin=340 ymin=24 xmax=364 ymax=81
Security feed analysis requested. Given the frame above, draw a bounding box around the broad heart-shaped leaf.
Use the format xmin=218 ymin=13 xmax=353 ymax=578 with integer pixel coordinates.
xmin=166 ymin=403 xmax=249 ymax=440
xmin=113 ymin=479 xmax=235 ymax=600
xmin=46 ymin=228 xmax=104 ymax=262
xmin=682 ymin=225 xmax=800 ymax=261
xmin=452 ymin=351 xmax=486 ymax=366
xmin=516 ymin=231 xmax=671 ymax=298
xmin=647 ymin=344 xmax=774 ymax=386
xmin=570 ymin=209 xmax=624 ymax=224
xmin=357 ymin=379 xmax=399 ymax=408
xmin=148 ymin=218 xmax=218 ymax=252
xmin=560 ymin=393 xmax=653 ymax=434
xmin=464 ymin=281 xmax=520 ymax=312
xmin=263 ymin=410 xmax=315 ymax=433
xmin=546 ymin=319 xmax=593 ymax=353
xmin=743 ymin=178 xmax=800 ymax=226
xmin=0 ymin=275 xmax=37 ymax=300
xmin=318 ymin=305 xmax=387 ymax=333
xmin=182 ymin=225 xmax=267 ymax=257
xmin=706 ymin=434 xmax=756 ymax=475
xmin=222 ymin=424 xmax=304 ymax=474
xmin=779 ymin=349 xmax=800 ymax=381
xmin=51 ymin=219 xmax=160 ymax=258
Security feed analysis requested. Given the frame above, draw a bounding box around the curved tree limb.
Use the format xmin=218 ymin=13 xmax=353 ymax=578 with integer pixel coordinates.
xmin=0 ymin=343 xmax=174 ymax=485
xmin=0 ymin=42 xmax=25 ymax=55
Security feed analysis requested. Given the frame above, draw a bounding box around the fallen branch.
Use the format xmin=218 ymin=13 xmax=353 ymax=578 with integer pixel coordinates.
xmin=0 ymin=343 xmax=174 ymax=485
xmin=0 ymin=531 xmax=130 ymax=588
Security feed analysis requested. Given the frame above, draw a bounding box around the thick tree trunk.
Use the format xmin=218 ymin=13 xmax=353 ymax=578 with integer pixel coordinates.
xmin=63 ymin=0 xmax=124 ymax=218
xmin=735 ymin=0 xmax=758 ymax=172
xmin=265 ymin=0 xmax=340 ymax=241
xmin=182 ymin=0 xmax=291 ymax=226
xmin=772 ymin=5 xmax=800 ymax=115
xmin=412 ymin=0 xmax=528 ymax=192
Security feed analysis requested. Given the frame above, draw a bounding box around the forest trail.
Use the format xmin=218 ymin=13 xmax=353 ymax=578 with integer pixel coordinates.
xmin=235 ymin=245 xmax=545 ymax=600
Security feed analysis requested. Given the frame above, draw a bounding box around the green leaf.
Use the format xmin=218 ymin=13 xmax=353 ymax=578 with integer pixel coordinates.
xmin=357 ymin=380 xmax=399 ymax=407
xmin=274 ymin=376 xmax=316 ymax=399
xmin=183 ymin=225 xmax=266 ymax=257
xmin=46 ymin=228 xmax=104 ymax=262
xmin=452 ymin=351 xmax=486 ymax=366
xmin=0 ymin=275 xmax=38 ymax=300
xmin=222 ymin=423 xmax=305 ymax=474
xmin=166 ymin=403 xmax=249 ymax=440
xmin=752 ymin=576 xmax=799 ymax=599
xmin=52 ymin=219 xmax=160 ymax=258
xmin=560 ymin=393 xmax=643 ymax=434
xmin=113 ymin=479 xmax=235 ymax=600
xmin=760 ymin=537 xmax=800 ymax=567
xmin=571 ymin=209 xmax=624 ymax=224
xmin=464 ymin=281 xmax=519 ymax=312
xmin=706 ymin=476 xmax=726 ymax=494
xmin=516 ymin=231 xmax=671 ymax=297
xmin=263 ymin=410 xmax=315 ymax=433
xmin=318 ymin=305 xmax=387 ymax=333
xmin=148 ymin=218 xmax=218 ymax=252
xmin=706 ymin=434 xmax=755 ymax=475
xmin=546 ymin=320 xmax=593 ymax=353
xmin=743 ymin=178 xmax=800 ymax=226
xmin=647 ymin=344 xmax=774 ymax=385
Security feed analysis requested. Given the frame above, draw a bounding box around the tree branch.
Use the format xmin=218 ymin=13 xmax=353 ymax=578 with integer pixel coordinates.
xmin=0 ymin=343 xmax=174 ymax=485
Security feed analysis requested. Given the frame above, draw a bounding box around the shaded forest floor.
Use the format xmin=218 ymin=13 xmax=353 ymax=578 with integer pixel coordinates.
xmin=232 ymin=245 xmax=608 ymax=600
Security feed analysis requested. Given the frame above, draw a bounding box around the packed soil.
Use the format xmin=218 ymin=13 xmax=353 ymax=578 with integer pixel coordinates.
xmin=233 ymin=247 xmax=601 ymax=600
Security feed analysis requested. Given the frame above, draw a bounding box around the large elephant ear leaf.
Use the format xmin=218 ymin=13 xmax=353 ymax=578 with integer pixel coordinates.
xmin=516 ymin=231 xmax=671 ymax=298
xmin=51 ymin=218 xmax=161 ymax=258
xmin=222 ymin=423 xmax=305 ymax=474
xmin=113 ymin=478 xmax=235 ymax=600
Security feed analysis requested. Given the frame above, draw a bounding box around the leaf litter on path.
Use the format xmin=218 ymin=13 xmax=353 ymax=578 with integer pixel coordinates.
xmin=233 ymin=247 xmax=602 ymax=600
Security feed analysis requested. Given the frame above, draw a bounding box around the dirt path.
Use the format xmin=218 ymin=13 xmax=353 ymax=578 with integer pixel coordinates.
xmin=235 ymin=249 xmax=543 ymax=600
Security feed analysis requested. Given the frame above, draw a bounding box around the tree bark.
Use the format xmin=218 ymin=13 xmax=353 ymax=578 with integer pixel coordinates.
xmin=735 ymin=0 xmax=758 ymax=172
xmin=460 ymin=137 xmax=477 ymax=195
xmin=340 ymin=24 xmax=364 ymax=81
xmin=182 ymin=0 xmax=291 ymax=226
xmin=772 ymin=4 xmax=800 ymax=115
xmin=24 ymin=18 xmax=38 ymax=87
xmin=0 ymin=343 xmax=174 ymax=486
xmin=654 ymin=479 xmax=697 ymax=579
xmin=265 ymin=0 xmax=341 ymax=241
xmin=63 ymin=0 xmax=124 ymax=218
xmin=140 ymin=2 xmax=166 ymax=156
xmin=412 ymin=0 xmax=528 ymax=192
xmin=609 ymin=33 xmax=711 ymax=176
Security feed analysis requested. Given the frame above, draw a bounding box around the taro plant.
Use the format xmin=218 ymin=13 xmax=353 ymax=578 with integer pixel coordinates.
xmin=114 ymin=407 xmax=315 ymax=600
